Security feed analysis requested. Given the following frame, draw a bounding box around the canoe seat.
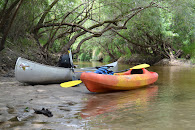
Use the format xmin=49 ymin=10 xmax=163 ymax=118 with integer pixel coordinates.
xmin=58 ymin=54 xmax=71 ymax=68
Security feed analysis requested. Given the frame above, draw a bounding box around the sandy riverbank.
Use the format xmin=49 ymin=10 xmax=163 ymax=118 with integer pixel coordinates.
xmin=0 ymin=76 xmax=94 ymax=129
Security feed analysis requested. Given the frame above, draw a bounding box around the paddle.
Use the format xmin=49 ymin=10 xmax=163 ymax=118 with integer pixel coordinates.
xmin=60 ymin=63 xmax=150 ymax=88
xmin=60 ymin=80 xmax=82 ymax=88
xmin=114 ymin=64 xmax=150 ymax=73
xmin=68 ymin=49 xmax=76 ymax=81
xmin=130 ymin=64 xmax=150 ymax=69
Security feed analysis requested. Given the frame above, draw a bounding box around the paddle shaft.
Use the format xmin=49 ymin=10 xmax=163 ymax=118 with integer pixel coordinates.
xmin=68 ymin=49 xmax=76 ymax=80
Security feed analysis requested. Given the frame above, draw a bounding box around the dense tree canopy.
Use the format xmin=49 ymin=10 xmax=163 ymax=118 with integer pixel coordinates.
xmin=0 ymin=0 xmax=194 ymax=62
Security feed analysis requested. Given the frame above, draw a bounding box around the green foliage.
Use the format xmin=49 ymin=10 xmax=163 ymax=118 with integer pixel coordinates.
xmin=1 ymin=0 xmax=194 ymax=62
xmin=91 ymin=48 xmax=101 ymax=61
xmin=169 ymin=0 xmax=195 ymax=47
xmin=79 ymin=52 xmax=91 ymax=61
xmin=182 ymin=43 xmax=195 ymax=57
xmin=103 ymin=55 xmax=111 ymax=62
xmin=51 ymin=40 xmax=61 ymax=52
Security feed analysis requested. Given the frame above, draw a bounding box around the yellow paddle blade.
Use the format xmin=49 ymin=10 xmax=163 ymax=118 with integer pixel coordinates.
xmin=130 ymin=64 xmax=150 ymax=69
xmin=60 ymin=80 xmax=82 ymax=88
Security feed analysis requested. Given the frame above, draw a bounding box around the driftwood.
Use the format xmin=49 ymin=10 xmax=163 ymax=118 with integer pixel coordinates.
xmin=175 ymin=49 xmax=183 ymax=58
xmin=186 ymin=54 xmax=191 ymax=59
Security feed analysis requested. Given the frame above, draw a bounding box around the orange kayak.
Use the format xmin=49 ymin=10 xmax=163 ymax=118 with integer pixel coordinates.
xmin=80 ymin=68 xmax=158 ymax=92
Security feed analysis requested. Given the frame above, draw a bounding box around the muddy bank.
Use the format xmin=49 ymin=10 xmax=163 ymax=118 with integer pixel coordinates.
xmin=154 ymin=58 xmax=195 ymax=66
xmin=118 ymin=54 xmax=195 ymax=67
xmin=0 ymin=76 xmax=93 ymax=129
xmin=0 ymin=46 xmax=59 ymax=76
xmin=117 ymin=54 xmax=162 ymax=65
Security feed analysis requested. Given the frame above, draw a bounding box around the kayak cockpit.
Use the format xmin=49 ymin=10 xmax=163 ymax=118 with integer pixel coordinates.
xmin=114 ymin=68 xmax=151 ymax=75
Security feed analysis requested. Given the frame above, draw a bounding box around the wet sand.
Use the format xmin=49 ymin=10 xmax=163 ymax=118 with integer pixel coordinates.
xmin=0 ymin=76 xmax=93 ymax=129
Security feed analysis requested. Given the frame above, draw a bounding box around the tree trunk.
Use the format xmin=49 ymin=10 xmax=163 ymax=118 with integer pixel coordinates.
xmin=0 ymin=0 xmax=23 ymax=52
xmin=98 ymin=42 xmax=117 ymax=61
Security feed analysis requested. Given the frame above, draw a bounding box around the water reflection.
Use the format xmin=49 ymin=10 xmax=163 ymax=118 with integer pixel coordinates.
xmin=81 ymin=85 xmax=158 ymax=118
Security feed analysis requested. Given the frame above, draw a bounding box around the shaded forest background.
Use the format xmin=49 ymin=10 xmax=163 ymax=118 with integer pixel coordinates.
xmin=0 ymin=0 xmax=194 ymax=72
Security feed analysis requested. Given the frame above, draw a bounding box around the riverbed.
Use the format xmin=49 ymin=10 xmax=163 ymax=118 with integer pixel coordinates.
xmin=0 ymin=62 xmax=195 ymax=129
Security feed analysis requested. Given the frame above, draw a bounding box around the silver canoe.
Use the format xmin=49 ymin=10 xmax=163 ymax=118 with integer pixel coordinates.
xmin=15 ymin=57 xmax=118 ymax=84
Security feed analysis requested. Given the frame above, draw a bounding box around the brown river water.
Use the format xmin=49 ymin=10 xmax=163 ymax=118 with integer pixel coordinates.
xmin=0 ymin=61 xmax=195 ymax=129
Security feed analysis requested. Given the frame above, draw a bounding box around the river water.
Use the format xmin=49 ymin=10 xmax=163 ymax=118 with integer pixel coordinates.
xmin=78 ymin=62 xmax=195 ymax=129
xmin=0 ymin=61 xmax=195 ymax=129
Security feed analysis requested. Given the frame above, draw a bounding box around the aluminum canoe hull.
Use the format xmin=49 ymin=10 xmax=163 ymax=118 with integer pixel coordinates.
xmin=15 ymin=57 xmax=118 ymax=84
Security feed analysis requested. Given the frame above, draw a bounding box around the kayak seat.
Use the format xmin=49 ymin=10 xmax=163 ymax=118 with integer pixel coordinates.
xmin=121 ymin=69 xmax=143 ymax=75
xmin=115 ymin=68 xmax=147 ymax=75
xmin=131 ymin=69 xmax=143 ymax=74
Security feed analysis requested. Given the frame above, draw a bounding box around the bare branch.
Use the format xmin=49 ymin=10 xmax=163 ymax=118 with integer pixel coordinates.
xmin=37 ymin=0 xmax=59 ymax=26
xmin=73 ymin=35 xmax=94 ymax=54
xmin=111 ymin=29 xmax=156 ymax=48
xmin=123 ymin=2 xmax=158 ymax=26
